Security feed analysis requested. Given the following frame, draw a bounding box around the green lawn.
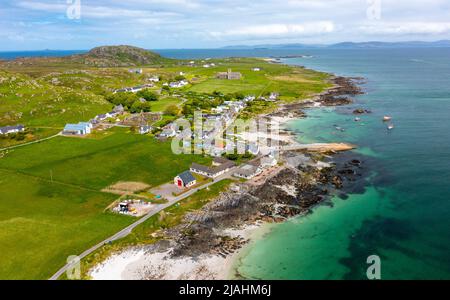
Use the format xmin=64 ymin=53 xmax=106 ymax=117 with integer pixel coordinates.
xmin=0 ymin=127 xmax=210 ymax=279
xmin=150 ymin=97 xmax=183 ymax=112
xmin=182 ymin=59 xmax=331 ymax=100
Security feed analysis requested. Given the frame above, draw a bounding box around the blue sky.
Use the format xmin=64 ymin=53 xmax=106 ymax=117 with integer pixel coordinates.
xmin=1 ymin=0 xmax=450 ymax=50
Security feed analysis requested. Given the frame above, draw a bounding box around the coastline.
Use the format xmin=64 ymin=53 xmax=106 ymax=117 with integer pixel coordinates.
xmin=89 ymin=71 xmax=366 ymax=280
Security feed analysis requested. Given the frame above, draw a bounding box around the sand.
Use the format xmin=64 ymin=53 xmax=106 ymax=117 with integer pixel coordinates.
xmin=89 ymin=224 xmax=264 ymax=280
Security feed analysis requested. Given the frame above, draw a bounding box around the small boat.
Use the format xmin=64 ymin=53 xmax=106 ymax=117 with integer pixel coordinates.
xmin=354 ymin=117 xmax=361 ymax=122
xmin=335 ymin=126 xmax=345 ymax=132
xmin=387 ymin=124 xmax=395 ymax=130
xmin=383 ymin=116 xmax=392 ymax=122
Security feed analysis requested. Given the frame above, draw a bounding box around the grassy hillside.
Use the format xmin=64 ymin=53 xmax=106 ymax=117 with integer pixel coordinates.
xmin=0 ymin=70 xmax=111 ymax=128
xmin=165 ymin=58 xmax=331 ymax=101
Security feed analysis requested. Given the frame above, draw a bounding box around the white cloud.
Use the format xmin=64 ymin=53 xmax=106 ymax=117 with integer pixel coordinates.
xmin=210 ymin=22 xmax=335 ymax=39
xmin=360 ymin=22 xmax=450 ymax=35
xmin=4 ymin=0 xmax=450 ymax=49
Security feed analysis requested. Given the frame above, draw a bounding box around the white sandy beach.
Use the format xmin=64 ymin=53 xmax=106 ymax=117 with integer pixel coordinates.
xmin=89 ymin=224 xmax=266 ymax=280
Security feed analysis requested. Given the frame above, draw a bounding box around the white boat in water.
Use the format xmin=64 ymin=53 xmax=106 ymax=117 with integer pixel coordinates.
xmin=383 ymin=116 xmax=392 ymax=122
xmin=387 ymin=124 xmax=395 ymax=130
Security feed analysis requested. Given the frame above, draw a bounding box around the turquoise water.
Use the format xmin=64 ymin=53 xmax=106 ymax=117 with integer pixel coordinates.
xmin=234 ymin=48 xmax=450 ymax=280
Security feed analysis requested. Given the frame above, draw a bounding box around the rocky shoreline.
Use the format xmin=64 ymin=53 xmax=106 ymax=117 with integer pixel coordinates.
xmin=89 ymin=75 xmax=367 ymax=280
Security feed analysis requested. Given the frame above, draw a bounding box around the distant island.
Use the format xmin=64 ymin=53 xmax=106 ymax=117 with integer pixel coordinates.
xmin=222 ymin=40 xmax=450 ymax=50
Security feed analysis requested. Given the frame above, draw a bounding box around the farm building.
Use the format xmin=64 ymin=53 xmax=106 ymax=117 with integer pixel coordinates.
xmin=0 ymin=125 xmax=25 ymax=135
xmin=174 ymin=171 xmax=197 ymax=189
xmin=63 ymin=122 xmax=92 ymax=136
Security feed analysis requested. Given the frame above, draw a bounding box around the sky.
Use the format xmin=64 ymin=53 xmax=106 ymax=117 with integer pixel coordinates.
xmin=1 ymin=0 xmax=450 ymax=50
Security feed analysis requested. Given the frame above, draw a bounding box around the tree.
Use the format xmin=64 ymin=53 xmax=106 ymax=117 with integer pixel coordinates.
xmin=130 ymin=100 xmax=152 ymax=113
xmin=234 ymin=92 xmax=245 ymax=100
xmin=174 ymin=75 xmax=186 ymax=81
xmin=162 ymin=85 xmax=171 ymax=94
xmin=137 ymin=89 xmax=158 ymax=101
xmin=164 ymin=104 xmax=181 ymax=116
xmin=105 ymin=92 xmax=138 ymax=109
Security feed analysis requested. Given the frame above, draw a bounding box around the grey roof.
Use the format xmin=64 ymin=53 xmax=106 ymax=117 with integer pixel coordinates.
xmin=113 ymin=104 xmax=124 ymax=112
xmin=213 ymin=157 xmax=231 ymax=165
xmin=246 ymin=143 xmax=259 ymax=153
xmin=191 ymin=160 xmax=235 ymax=175
xmin=0 ymin=125 xmax=24 ymax=134
xmin=235 ymin=164 xmax=260 ymax=177
xmin=177 ymin=171 xmax=196 ymax=184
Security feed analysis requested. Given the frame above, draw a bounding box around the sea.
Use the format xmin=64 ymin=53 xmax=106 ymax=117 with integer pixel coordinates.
xmin=2 ymin=47 xmax=449 ymax=279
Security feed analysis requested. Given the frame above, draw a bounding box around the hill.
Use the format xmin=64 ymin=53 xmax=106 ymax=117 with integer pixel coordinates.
xmin=70 ymin=45 xmax=170 ymax=67
xmin=0 ymin=45 xmax=173 ymax=69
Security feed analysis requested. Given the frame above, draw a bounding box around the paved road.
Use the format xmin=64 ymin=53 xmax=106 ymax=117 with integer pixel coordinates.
xmin=48 ymin=170 xmax=236 ymax=280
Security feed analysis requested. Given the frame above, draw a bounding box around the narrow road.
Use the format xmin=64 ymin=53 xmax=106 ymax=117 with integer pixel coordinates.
xmin=48 ymin=170 xmax=236 ymax=280
xmin=0 ymin=133 xmax=61 ymax=152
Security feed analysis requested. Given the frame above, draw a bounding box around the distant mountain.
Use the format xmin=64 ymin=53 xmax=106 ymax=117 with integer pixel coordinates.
xmin=330 ymin=40 xmax=450 ymax=49
xmin=222 ymin=40 xmax=450 ymax=50
xmin=222 ymin=43 xmax=324 ymax=49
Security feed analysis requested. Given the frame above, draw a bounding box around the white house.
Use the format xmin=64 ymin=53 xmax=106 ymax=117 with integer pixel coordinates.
xmin=129 ymin=68 xmax=143 ymax=74
xmin=96 ymin=112 xmax=113 ymax=121
xmin=139 ymin=125 xmax=152 ymax=135
xmin=148 ymin=76 xmax=160 ymax=82
xmin=244 ymin=95 xmax=256 ymax=102
xmin=233 ymin=164 xmax=263 ymax=180
xmin=169 ymin=80 xmax=188 ymax=88
xmin=159 ymin=128 xmax=176 ymax=138
xmin=260 ymin=156 xmax=278 ymax=168
xmin=269 ymin=92 xmax=280 ymax=101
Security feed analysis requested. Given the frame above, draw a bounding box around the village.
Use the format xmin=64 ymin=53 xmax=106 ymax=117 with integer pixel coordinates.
xmin=51 ymin=65 xmax=284 ymax=217
xmin=0 ymin=62 xmax=300 ymax=221
xmin=0 ymin=45 xmax=359 ymax=281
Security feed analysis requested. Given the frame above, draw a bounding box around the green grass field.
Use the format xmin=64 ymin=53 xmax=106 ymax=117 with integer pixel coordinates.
xmin=165 ymin=58 xmax=331 ymax=100
xmin=0 ymin=127 xmax=210 ymax=279
xmin=150 ymin=97 xmax=183 ymax=112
